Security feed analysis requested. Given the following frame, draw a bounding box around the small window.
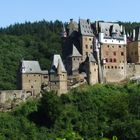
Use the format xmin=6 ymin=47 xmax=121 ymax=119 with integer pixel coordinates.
xmin=119 ymin=45 xmax=121 ymax=48
xmin=89 ymin=38 xmax=92 ymax=41
xmin=113 ymin=52 xmax=116 ymax=56
xmin=112 ymin=46 xmax=114 ymax=48
xmin=110 ymin=58 xmax=112 ymax=62
xmin=121 ymin=67 xmax=123 ymax=69
xmin=94 ymin=69 xmax=96 ymax=71
xmin=114 ymin=58 xmax=116 ymax=62
xmin=108 ymin=66 xmax=110 ymax=69
xmin=121 ymin=52 xmax=124 ymax=56
xmin=115 ymin=66 xmax=117 ymax=69
xmin=106 ymin=58 xmax=108 ymax=62
xmin=85 ymin=45 xmax=88 ymax=49
xmin=86 ymin=52 xmax=88 ymax=56
xmin=108 ymin=45 xmax=109 ymax=47
xmin=111 ymin=66 xmax=113 ymax=69
xmin=44 ymin=75 xmax=48 ymax=79
xmin=90 ymin=45 xmax=92 ymax=49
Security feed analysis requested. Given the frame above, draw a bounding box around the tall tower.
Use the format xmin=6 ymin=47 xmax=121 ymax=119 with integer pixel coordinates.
xmin=65 ymin=44 xmax=82 ymax=75
xmin=86 ymin=53 xmax=98 ymax=85
xmin=97 ymin=21 xmax=127 ymax=82
xmin=79 ymin=19 xmax=94 ymax=60
xmin=49 ymin=55 xmax=67 ymax=95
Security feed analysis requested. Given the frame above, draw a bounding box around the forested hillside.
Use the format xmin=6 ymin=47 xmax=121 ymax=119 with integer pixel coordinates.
xmin=0 ymin=83 xmax=140 ymax=140
xmin=0 ymin=20 xmax=62 ymax=89
xmin=0 ymin=20 xmax=140 ymax=90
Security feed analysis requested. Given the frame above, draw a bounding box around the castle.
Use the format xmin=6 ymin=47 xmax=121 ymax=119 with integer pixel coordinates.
xmin=1 ymin=19 xmax=140 ymax=111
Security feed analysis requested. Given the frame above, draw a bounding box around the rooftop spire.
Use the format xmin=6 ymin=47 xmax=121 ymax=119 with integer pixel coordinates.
xmin=61 ymin=23 xmax=67 ymax=38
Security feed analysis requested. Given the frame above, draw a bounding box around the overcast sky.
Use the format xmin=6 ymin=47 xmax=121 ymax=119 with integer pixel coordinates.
xmin=0 ymin=0 xmax=139 ymax=27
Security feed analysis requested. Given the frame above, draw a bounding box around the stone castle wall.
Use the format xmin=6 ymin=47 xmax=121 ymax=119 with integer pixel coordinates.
xmin=126 ymin=63 xmax=140 ymax=78
xmin=0 ymin=89 xmax=40 ymax=111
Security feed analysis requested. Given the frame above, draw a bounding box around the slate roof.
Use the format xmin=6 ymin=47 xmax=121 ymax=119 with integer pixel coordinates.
xmin=21 ymin=60 xmax=42 ymax=74
xmin=89 ymin=53 xmax=96 ymax=62
xmin=86 ymin=53 xmax=97 ymax=63
xmin=79 ymin=19 xmax=94 ymax=36
xmin=69 ymin=44 xmax=82 ymax=57
xmin=50 ymin=55 xmax=66 ymax=73
xmin=98 ymin=22 xmax=123 ymax=38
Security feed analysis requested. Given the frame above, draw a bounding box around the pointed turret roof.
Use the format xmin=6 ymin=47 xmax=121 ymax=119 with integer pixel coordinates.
xmin=57 ymin=59 xmax=62 ymax=74
xmin=50 ymin=54 xmax=66 ymax=73
xmin=71 ymin=44 xmax=82 ymax=57
xmin=86 ymin=53 xmax=97 ymax=63
xmin=61 ymin=23 xmax=67 ymax=38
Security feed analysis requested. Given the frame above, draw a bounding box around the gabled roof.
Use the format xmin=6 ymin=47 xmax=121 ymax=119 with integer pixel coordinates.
xmin=50 ymin=54 xmax=66 ymax=73
xmin=79 ymin=19 xmax=94 ymax=36
xmin=21 ymin=60 xmax=42 ymax=74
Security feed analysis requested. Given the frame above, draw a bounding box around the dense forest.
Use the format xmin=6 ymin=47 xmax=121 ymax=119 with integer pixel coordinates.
xmin=0 ymin=20 xmax=140 ymax=90
xmin=0 ymin=20 xmax=62 ymax=89
xmin=0 ymin=83 xmax=140 ymax=140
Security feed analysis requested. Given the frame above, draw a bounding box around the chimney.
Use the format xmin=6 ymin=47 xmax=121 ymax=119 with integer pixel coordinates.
xmin=70 ymin=19 xmax=73 ymax=23
xmin=87 ymin=19 xmax=90 ymax=24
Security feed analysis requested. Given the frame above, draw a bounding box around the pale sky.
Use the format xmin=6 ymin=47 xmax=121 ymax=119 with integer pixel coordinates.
xmin=0 ymin=0 xmax=139 ymax=27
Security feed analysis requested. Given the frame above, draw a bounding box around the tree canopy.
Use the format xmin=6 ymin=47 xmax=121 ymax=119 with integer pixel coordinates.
xmin=0 ymin=83 xmax=140 ymax=139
